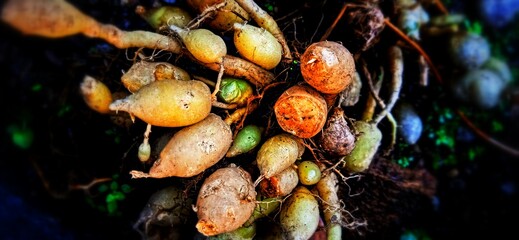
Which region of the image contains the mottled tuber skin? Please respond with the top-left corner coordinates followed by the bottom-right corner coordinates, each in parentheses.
top-left (195, 165), bottom-right (257, 236)
top-left (319, 107), bottom-right (356, 157)
top-left (274, 85), bottom-right (328, 138)
top-left (130, 114), bottom-right (232, 178)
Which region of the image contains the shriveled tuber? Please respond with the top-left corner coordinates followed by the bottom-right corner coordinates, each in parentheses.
top-left (110, 79), bottom-right (211, 127)
top-left (130, 113), bottom-right (232, 178)
top-left (256, 133), bottom-right (304, 180)
top-left (274, 85), bottom-right (327, 138)
top-left (279, 186), bottom-right (320, 240)
top-left (300, 41), bottom-right (356, 95)
top-left (195, 165), bottom-right (256, 236)
top-left (121, 61), bottom-right (191, 93)
top-left (318, 107), bottom-right (356, 157)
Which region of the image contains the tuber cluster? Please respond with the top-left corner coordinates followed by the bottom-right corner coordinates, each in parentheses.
top-left (1, 0), bottom-right (471, 238)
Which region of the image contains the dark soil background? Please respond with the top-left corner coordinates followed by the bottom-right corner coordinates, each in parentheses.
top-left (1, 0), bottom-right (518, 239)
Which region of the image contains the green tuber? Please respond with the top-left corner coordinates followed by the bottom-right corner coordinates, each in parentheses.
top-left (226, 124), bottom-right (263, 157)
top-left (136, 5), bottom-right (193, 30)
top-left (279, 186), bottom-right (320, 240)
top-left (217, 78), bottom-right (254, 107)
top-left (297, 160), bottom-right (322, 186)
top-left (343, 120), bottom-right (382, 173)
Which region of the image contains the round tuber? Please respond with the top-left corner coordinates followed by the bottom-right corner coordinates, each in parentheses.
top-left (300, 41), bottom-right (356, 94)
top-left (195, 165), bottom-right (256, 236)
top-left (274, 85), bottom-right (327, 138)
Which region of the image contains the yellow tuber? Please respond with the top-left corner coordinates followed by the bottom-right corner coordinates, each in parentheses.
top-left (80, 75), bottom-right (113, 114)
top-left (109, 79), bottom-right (212, 128)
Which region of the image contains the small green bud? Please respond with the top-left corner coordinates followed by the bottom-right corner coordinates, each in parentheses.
top-left (138, 142), bottom-right (151, 162)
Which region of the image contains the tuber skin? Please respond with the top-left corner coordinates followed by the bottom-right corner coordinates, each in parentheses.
top-left (170, 25), bottom-right (227, 64)
top-left (315, 163), bottom-right (342, 240)
top-left (274, 85), bottom-right (328, 139)
top-left (80, 75), bottom-right (113, 114)
top-left (319, 107), bottom-right (356, 157)
top-left (1, 0), bottom-right (273, 88)
top-left (256, 133), bottom-right (305, 180)
top-left (234, 0), bottom-right (292, 62)
top-left (343, 120), bottom-right (382, 173)
top-left (109, 79), bottom-right (212, 127)
top-left (259, 166), bottom-right (299, 198)
top-left (121, 61), bottom-right (191, 93)
top-left (279, 186), bottom-right (320, 240)
top-left (300, 41), bottom-right (356, 95)
top-left (226, 124), bottom-right (262, 158)
top-left (217, 78), bottom-right (254, 107)
top-left (136, 5), bottom-right (193, 30)
top-left (195, 165), bottom-right (257, 236)
top-left (187, 0), bottom-right (250, 32)
top-left (130, 113), bottom-right (232, 178)
top-left (233, 23), bottom-right (282, 70)
top-left (297, 160), bottom-right (322, 186)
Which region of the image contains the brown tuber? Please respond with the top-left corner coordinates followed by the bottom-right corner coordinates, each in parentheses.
top-left (195, 165), bottom-right (257, 236)
top-left (121, 61), bottom-right (191, 93)
top-left (319, 107), bottom-right (356, 157)
top-left (274, 85), bottom-right (328, 138)
top-left (300, 41), bottom-right (356, 95)
top-left (130, 113), bottom-right (232, 178)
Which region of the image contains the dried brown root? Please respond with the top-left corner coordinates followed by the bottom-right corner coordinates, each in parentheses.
top-left (203, 55), bottom-right (276, 88)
